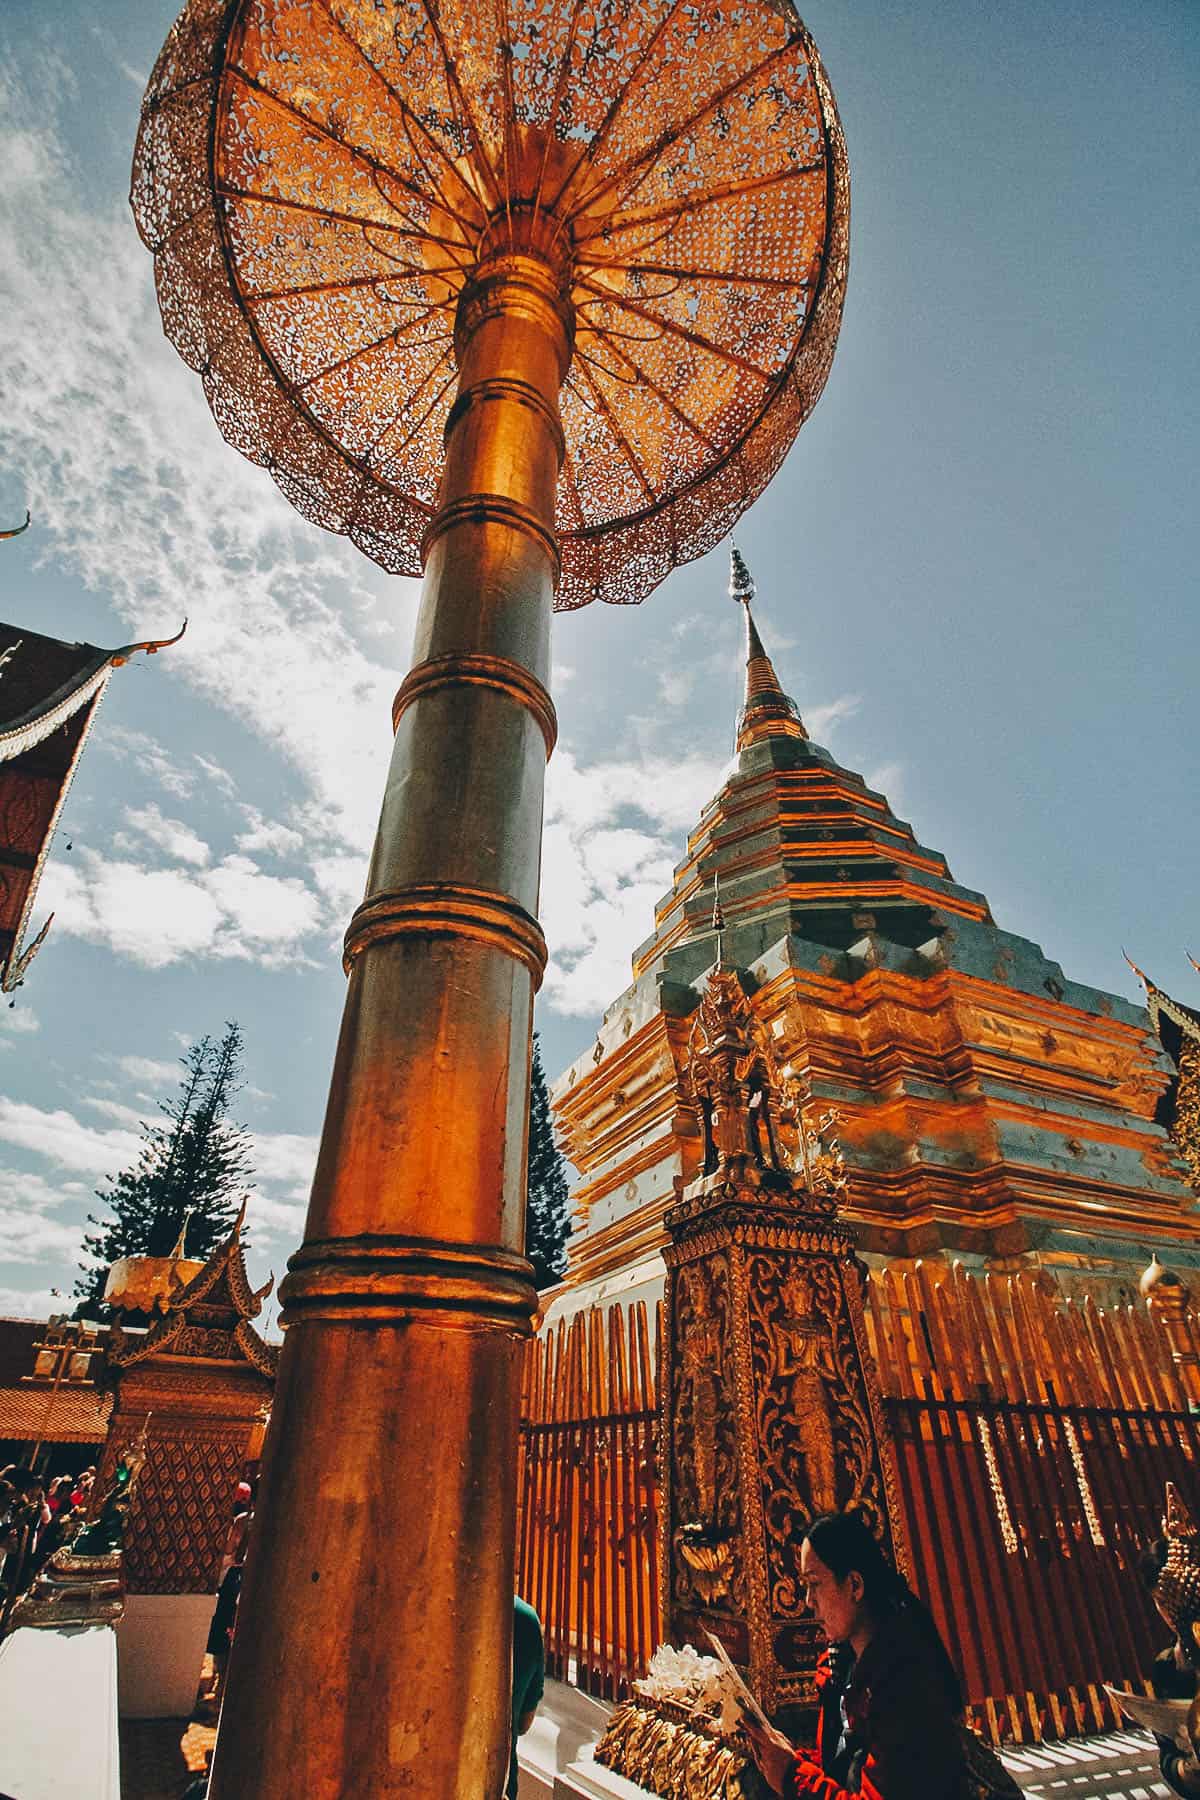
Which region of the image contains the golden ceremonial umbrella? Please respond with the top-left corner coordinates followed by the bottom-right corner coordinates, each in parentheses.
top-left (131, 3), bottom-right (848, 1793)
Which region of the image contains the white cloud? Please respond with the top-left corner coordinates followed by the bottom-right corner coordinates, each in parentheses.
top-left (194, 755), bottom-right (238, 799)
top-left (124, 802), bottom-right (210, 867)
top-left (0, 1207), bottom-right (82, 1264)
top-left (102, 727), bottom-right (196, 801)
top-left (248, 1193), bottom-right (307, 1243)
top-left (865, 761), bottom-right (905, 807)
top-left (114, 1054), bottom-right (181, 1089)
top-left (658, 669), bottom-right (695, 709)
top-left (0, 1008), bottom-right (39, 1043)
top-left (80, 1096), bottom-right (147, 1128)
top-left (44, 856), bottom-right (224, 967)
top-left (806, 694), bottom-right (862, 740)
top-left (0, 1099), bottom-right (140, 1176)
top-left (236, 809), bottom-right (304, 859)
top-left (310, 854), bottom-right (368, 922)
top-left (0, 1168), bottom-right (87, 1213)
top-left (253, 1132), bottom-right (319, 1201)
top-left (203, 857), bottom-right (323, 953)
top-left (0, 1285), bottom-right (67, 1321)
top-left (41, 848), bottom-right (324, 970)
top-left (539, 747), bottom-right (725, 1014)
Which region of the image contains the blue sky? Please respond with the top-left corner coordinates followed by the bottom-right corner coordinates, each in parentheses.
top-left (0, 1), bottom-right (1196, 1316)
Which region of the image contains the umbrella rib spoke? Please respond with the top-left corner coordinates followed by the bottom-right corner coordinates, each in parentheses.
top-left (532, 0), bottom-right (588, 219)
top-left (495, 0), bottom-right (520, 237)
top-left (575, 275), bottom-right (775, 382)
top-left (579, 259), bottom-right (808, 295)
top-left (542, 0), bottom-right (686, 214)
top-left (294, 308), bottom-right (450, 393)
top-left (580, 159), bottom-right (824, 243)
top-left (368, 366), bottom-right (460, 465)
top-left (574, 360), bottom-right (656, 503)
top-left (217, 182), bottom-right (439, 242)
top-left (312, 0), bottom-right (489, 225)
top-left (246, 268), bottom-right (457, 305)
top-left (588, 333), bottom-right (719, 451)
top-left (420, 0), bottom-right (506, 214)
top-left (227, 65), bottom-right (471, 235)
top-left (565, 38), bottom-right (797, 225)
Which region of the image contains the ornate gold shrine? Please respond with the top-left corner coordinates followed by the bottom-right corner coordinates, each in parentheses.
top-left (661, 956), bottom-right (903, 1716)
top-left (99, 1211), bottom-right (276, 1597)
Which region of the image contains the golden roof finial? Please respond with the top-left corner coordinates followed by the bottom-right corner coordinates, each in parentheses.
top-left (170, 1208), bottom-right (195, 1261)
top-left (712, 868), bottom-right (726, 969)
top-left (0, 512), bottom-right (30, 541)
top-left (728, 545), bottom-right (807, 753)
top-left (728, 541), bottom-right (756, 606)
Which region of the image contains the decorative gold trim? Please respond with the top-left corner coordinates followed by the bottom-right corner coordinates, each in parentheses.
top-left (343, 883), bottom-right (548, 987)
top-left (420, 492), bottom-right (561, 579)
top-left (392, 653), bottom-right (558, 758)
top-left (444, 378), bottom-right (566, 466)
top-left (280, 1234), bottom-right (538, 1329)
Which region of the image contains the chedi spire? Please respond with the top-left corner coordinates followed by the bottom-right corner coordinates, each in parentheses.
top-left (728, 543), bottom-right (807, 752)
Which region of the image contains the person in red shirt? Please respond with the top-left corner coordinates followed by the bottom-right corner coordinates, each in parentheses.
top-left (741, 1512), bottom-right (967, 1800)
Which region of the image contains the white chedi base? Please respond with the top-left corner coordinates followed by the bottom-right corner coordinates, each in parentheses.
top-left (0, 1623), bottom-right (121, 1799)
top-left (117, 1591), bottom-right (213, 1717)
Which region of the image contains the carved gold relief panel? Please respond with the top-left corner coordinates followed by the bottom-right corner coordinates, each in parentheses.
top-left (745, 1252), bottom-right (889, 1621)
top-left (668, 1253), bottom-right (746, 1617)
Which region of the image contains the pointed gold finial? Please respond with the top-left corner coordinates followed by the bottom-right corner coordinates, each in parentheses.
top-left (727, 545), bottom-right (806, 752)
top-left (712, 868), bottom-right (725, 968)
top-left (729, 541), bottom-right (755, 605)
top-left (170, 1208), bottom-right (195, 1261)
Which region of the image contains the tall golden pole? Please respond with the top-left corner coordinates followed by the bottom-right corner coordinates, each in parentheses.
top-left (132, 5), bottom-right (849, 1790)
top-left (211, 225), bottom-right (570, 1798)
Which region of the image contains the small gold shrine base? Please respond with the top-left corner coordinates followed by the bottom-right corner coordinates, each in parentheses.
top-left (594, 1698), bottom-right (761, 1800)
top-left (662, 1179), bottom-right (904, 1716)
top-left (8, 1546), bottom-right (125, 1632)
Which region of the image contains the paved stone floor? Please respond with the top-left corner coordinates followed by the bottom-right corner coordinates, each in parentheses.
top-left (119, 1717), bottom-right (215, 1799)
top-left (1001, 1730), bottom-right (1171, 1799)
top-left (117, 1718), bottom-right (1171, 1798)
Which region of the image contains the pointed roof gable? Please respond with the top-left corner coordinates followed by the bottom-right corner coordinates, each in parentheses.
top-left (0, 618), bottom-right (185, 991)
top-left (108, 1208), bottom-right (277, 1380)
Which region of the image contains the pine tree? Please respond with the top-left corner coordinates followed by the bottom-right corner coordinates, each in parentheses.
top-left (524, 1035), bottom-right (571, 1289)
top-left (73, 1022), bottom-right (255, 1318)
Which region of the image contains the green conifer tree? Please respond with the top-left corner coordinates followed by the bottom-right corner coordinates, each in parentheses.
top-left (524, 1035), bottom-right (572, 1289)
top-left (73, 1022), bottom-right (254, 1318)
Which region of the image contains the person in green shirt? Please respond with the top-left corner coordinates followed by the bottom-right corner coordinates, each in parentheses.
top-left (509, 1596), bottom-right (545, 1799)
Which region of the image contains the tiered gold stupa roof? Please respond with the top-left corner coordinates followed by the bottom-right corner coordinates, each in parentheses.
top-left (551, 553), bottom-right (1198, 1299)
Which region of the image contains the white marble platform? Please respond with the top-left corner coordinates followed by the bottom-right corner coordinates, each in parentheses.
top-left (517, 1682), bottom-right (1172, 1800)
top-left (0, 1624), bottom-right (121, 1799)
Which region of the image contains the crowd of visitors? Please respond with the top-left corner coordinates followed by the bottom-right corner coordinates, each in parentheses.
top-left (0, 1461), bottom-right (97, 1604)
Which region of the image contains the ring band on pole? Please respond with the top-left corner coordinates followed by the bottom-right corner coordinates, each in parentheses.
top-left (280, 1235), bottom-right (538, 1329)
top-left (392, 654), bottom-right (558, 758)
top-left (343, 883), bottom-right (549, 987)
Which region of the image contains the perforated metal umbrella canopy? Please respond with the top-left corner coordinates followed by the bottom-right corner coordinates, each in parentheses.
top-left (132, 0), bottom-right (848, 608)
